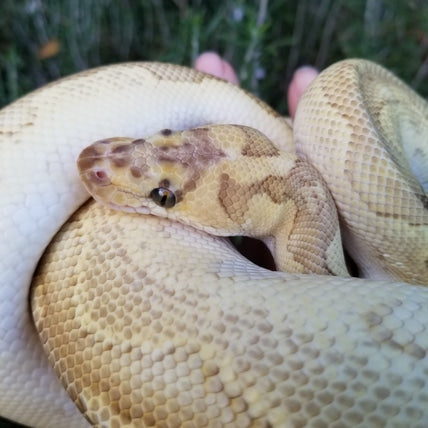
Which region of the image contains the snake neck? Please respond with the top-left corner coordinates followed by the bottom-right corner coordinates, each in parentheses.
top-left (270, 222), bottom-right (349, 276)
top-left (264, 160), bottom-right (350, 277)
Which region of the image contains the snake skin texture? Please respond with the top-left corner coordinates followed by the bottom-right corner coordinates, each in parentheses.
top-left (294, 60), bottom-right (428, 284)
top-left (32, 201), bottom-right (428, 427)
top-left (0, 60), bottom-right (427, 427)
top-left (76, 125), bottom-right (349, 276)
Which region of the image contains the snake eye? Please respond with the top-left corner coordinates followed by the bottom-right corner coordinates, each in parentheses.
top-left (150, 187), bottom-right (176, 208)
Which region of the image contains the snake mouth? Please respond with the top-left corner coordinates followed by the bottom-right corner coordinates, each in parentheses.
top-left (96, 184), bottom-right (156, 216)
top-left (106, 201), bottom-right (151, 216)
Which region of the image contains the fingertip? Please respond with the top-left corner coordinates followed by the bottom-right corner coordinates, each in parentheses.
top-left (288, 66), bottom-right (318, 119)
top-left (194, 52), bottom-right (239, 85)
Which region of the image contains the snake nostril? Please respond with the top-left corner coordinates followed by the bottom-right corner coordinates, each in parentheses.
top-left (91, 169), bottom-right (110, 185)
top-left (96, 170), bottom-right (106, 180)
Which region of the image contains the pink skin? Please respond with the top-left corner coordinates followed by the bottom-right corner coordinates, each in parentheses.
top-left (194, 52), bottom-right (240, 85)
top-left (194, 52), bottom-right (319, 269)
top-left (287, 66), bottom-right (319, 119)
top-left (194, 52), bottom-right (318, 119)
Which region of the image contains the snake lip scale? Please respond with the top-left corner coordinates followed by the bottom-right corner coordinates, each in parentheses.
top-left (0, 59), bottom-right (427, 427)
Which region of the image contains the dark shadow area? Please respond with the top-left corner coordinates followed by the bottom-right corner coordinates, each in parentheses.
top-left (0, 416), bottom-right (27, 427)
top-left (231, 236), bottom-right (276, 271)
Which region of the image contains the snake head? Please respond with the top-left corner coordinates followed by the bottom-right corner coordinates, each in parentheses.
top-left (79, 125), bottom-right (329, 244)
top-left (78, 136), bottom-right (153, 214)
top-left (77, 127), bottom-right (231, 223)
top-left (77, 125), bottom-right (286, 237)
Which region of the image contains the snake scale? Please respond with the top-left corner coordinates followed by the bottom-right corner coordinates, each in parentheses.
top-left (0, 59), bottom-right (427, 427)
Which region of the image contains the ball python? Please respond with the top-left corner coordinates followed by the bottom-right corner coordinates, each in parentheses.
top-left (0, 59), bottom-right (426, 427)
top-left (77, 124), bottom-right (350, 277)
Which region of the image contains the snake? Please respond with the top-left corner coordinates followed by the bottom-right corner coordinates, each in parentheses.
top-left (0, 59), bottom-right (427, 427)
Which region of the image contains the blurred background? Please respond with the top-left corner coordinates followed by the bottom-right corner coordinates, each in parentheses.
top-left (0, 0), bottom-right (427, 426)
top-left (1, 0), bottom-right (427, 114)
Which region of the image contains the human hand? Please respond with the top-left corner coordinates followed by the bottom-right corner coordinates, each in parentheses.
top-left (194, 52), bottom-right (318, 119)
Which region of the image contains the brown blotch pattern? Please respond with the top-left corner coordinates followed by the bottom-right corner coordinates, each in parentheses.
top-left (112, 144), bottom-right (134, 154)
top-left (131, 138), bottom-right (146, 146)
top-left (112, 156), bottom-right (131, 168)
top-left (240, 127), bottom-right (280, 157)
top-left (157, 142), bottom-right (224, 166)
top-left (364, 308), bottom-right (427, 360)
top-left (218, 160), bottom-right (338, 273)
top-left (130, 166), bottom-right (143, 178)
top-left (155, 129), bottom-right (226, 200)
top-left (78, 145), bottom-right (103, 171)
top-left (157, 129), bottom-right (225, 166)
top-left (374, 208), bottom-right (428, 226)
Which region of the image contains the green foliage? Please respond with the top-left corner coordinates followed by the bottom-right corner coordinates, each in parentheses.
top-left (0, 0), bottom-right (427, 112)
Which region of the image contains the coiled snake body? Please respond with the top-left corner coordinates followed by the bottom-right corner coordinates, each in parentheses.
top-left (0, 60), bottom-right (427, 427)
